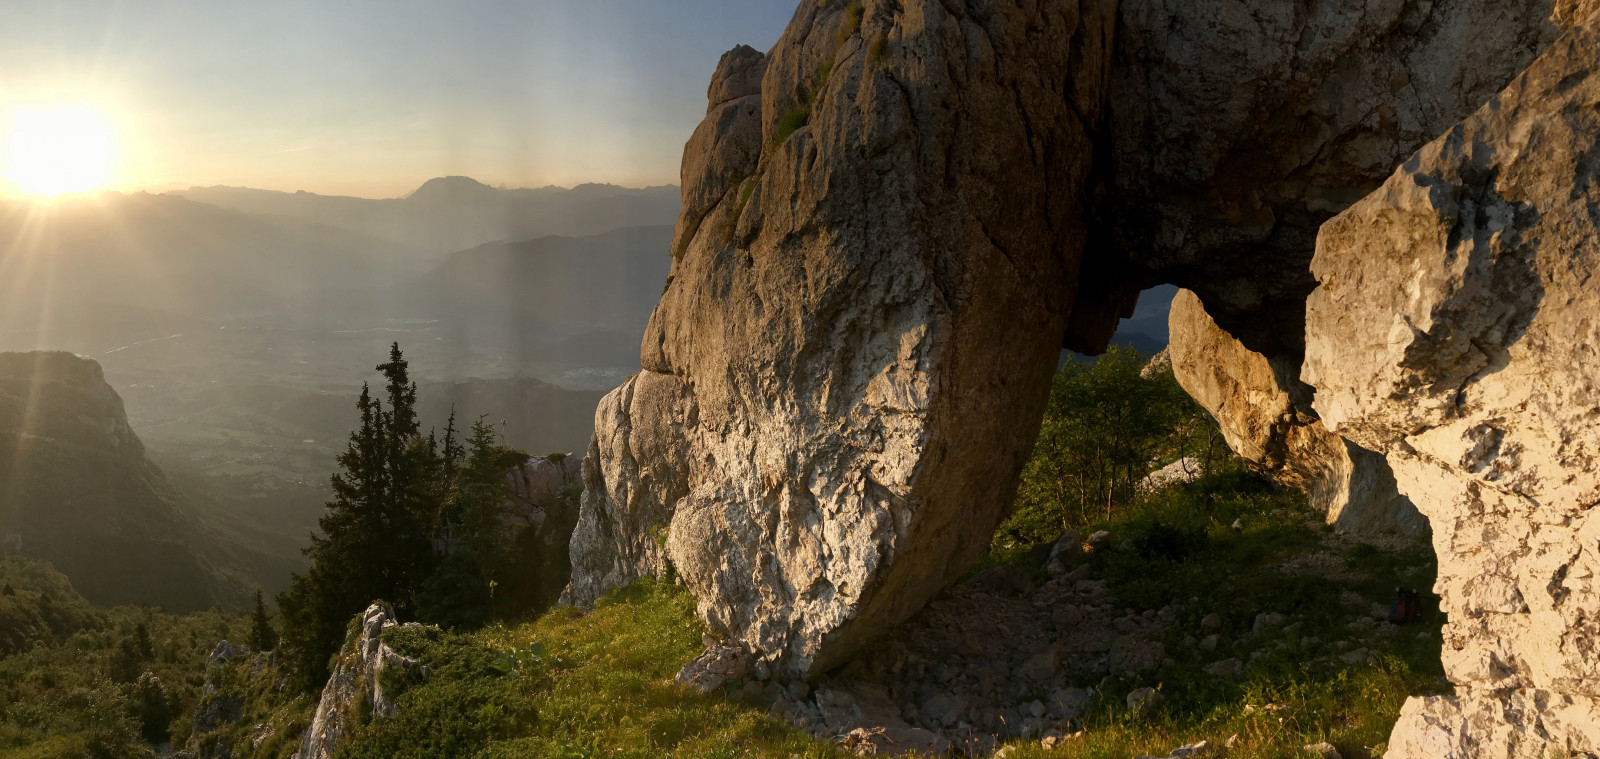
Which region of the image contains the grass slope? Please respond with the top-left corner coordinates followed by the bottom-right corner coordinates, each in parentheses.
top-left (336, 581), bottom-right (842, 759)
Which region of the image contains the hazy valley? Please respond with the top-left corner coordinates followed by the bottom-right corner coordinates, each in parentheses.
top-left (0, 180), bottom-right (674, 603)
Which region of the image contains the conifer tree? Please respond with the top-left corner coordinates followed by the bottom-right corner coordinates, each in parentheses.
top-left (279, 380), bottom-right (401, 687)
top-left (248, 590), bottom-right (278, 652)
top-left (278, 344), bottom-right (557, 688)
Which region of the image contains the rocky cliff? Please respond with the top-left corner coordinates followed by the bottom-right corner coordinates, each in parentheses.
top-left (1168, 289), bottom-right (1425, 535)
top-left (1304, 16), bottom-right (1600, 755)
top-left (566, 9), bottom-right (1596, 756)
top-left (0, 351), bottom-right (239, 611)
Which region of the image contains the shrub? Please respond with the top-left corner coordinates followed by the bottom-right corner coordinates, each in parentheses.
top-left (995, 346), bottom-right (1226, 548)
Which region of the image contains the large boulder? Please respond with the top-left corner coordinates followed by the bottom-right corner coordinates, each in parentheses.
top-left (1168, 289), bottom-right (1425, 534)
top-left (1304, 16), bottom-right (1600, 756)
top-left (564, 0), bottom-right (1569, 684)
top-left (568, 0), bottom-right (1119, 678)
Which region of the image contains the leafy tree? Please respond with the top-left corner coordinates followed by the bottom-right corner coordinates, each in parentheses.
top-left (247, 590), bottom-right (277, 652)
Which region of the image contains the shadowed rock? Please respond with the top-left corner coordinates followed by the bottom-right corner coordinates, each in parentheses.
top-left (1305, 15), bottom-right (1600, 754)
top-left (1167, 288), bottom-right (1425, 534)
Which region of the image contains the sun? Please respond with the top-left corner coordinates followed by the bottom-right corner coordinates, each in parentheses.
top-left (4, 106), bottom-right (115, 196)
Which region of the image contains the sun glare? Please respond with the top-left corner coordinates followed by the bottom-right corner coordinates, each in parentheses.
top-left (4, 106), bottom-right (115, 196)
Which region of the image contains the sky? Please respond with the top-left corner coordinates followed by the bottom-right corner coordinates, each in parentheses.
top-left (0, 1), bottom-right (797, 198)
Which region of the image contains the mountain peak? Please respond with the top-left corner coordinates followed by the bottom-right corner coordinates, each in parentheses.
top-left (406, 176), bottom-right (496, 202)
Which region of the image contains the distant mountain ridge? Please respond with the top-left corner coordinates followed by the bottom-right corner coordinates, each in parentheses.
top-left (411, 225), bottom-right (672, 349)
top-left (174, 177), bottom-right (681, 253)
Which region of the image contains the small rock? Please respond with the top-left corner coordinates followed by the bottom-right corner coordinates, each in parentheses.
top-left (1126, 686), bottom-right (1164, 714)
top-left (1231, 518), bottom-right (1244, 530)
top-left (1087, 530), bottom-right (1112, 546)
top-left (1226, 733), bottom-right (1241, 748)
top-left (1019, 649), bottom-right (1058, 682)
top-left (1064, 564), bottom-right (1093, 582)
top-left (1339, 648), bottom-right (1371, 665)
top-left (1171, 740), bottom-right (1211, 757)
top-left (206, 640), bottom-right (249, 669)
top-left (1048, 687), bottom-right (1091, 720)
top-left (1049, 530), bottom-right (1082, 562)
top-left (971, 565), bottom-right (1035, 597)
top-left (1052, 605), bottom-right (1084, 630)
top-left (675, 643), bottom-right (746, 694)
top-left (921, 692), bottom-right (967, 726)
top-left (1027, 699), bottom-right (1046, 718)
top-left (1203, 658), bottom-right (1244, 678)
top-left (1198, 634), bottom-right (1220, 652)
top-left (1252, 612), bottom-right (1287, 634)
top-left (1304, 742), bottom-right (1342, 759)
top-left (1200, 613), bottom-right (1222, 631)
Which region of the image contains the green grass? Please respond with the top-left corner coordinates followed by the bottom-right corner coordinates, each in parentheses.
top-left (772, 102), bottom-right (813, 149)
top-left (973, 473), bottom-right (1446, 759)
top-left (334, 581), bottom-right (844, 759)
top-left (840, 1), bottom-right (864, 42)
top-left (0, 474), bottom-right (1448, 759)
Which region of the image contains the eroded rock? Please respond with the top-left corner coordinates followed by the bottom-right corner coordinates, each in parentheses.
top-left (569, 0), bottom-right (1119, 678)
top-left (1304, 16), bottom-right (1600, 756)
top-left (294, 605), bottom-right (425, 759)
top-left (565, 0), bottom-right (1573, 689)
top-left (1168, 288), bottom-right (1425, 534)
top-left (1101, 0), bottom-right (1561, 360)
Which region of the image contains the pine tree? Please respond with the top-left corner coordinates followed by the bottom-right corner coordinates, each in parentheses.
top-left (278, 345), bottom-right (454, 689)
top-left (248, 590), bottom-right (278, 652)
top-left (373, 343), bottom-right (441, 613)
top-left (279, 381), bottom-right (398, 687)
top-left (416, 418), bottom-right (514, 628)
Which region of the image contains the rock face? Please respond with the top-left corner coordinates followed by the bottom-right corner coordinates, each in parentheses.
top-left (566, 0), bottom-right (1573, 685)
top-left (294, 605), bottom-right (423, 759)
top-left (503, 454), bottom-right (583, 601)
top-left (1100, 0), bottom-right (1560, 360)
top-left (569, 0), bottom-right (1120, 678)
top-left (1304, 17), bottom-right (1600, 756)
top-left (1167, 289), bottom-right (1425, 534)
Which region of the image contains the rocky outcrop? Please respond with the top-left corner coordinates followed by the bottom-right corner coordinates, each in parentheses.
top-left (1100, 0), bottom-right (1561, 360)
top-left (570, 0), bottom-right (1120, 679)
top-left (1168, 289), bottom-right (1425, 534)
top-left (294, 605), bottom-right (424, 759)
top-left (504, 454), bottom-right (583, 598)
top-left (1304, 16), bottom-right (1600, 756)
top-left (566, 0), bottom-right (1575, 685)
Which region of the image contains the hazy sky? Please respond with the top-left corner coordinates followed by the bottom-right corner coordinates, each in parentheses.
top-left (0, 1), bottom-right (796, 198)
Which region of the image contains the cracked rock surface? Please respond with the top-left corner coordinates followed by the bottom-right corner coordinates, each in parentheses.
top-left (1305, 15), bottom-right (1600, 756)
top-left (567, 0), bottom-right (1118, 678)
top-left (294, 605), bottom-right (425, 759)
top-left (1168, 288), bottom-right (1425, 535)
